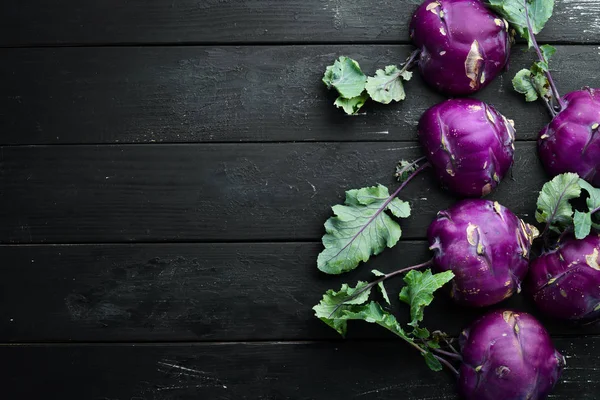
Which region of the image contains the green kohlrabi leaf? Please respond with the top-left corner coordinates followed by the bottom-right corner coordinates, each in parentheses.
top-left (333, 92), bottom-right (368, 115)
top-left (574, 210), bottom-right (592, 239)
top-left (579, 179), bottom-right (600, 212)
top-left (512, 62), bottom-right (552, 102)
top-left (512, 69), bottom-right (540, 102)
top-left (487, 0), bottom-right (554, 46)
top-left (313, 281), bottom-right (450, 373)
top-left (341, 301), bottom-right (408, 338)
top-left (411, 326), bottom-right (430, 339)
top-left (423, 351), bottom-right (443, 372)
top-left (395, 159), bottom-right (418, 182)
top-left (312, 281), bottom-right (373, 336)
top-left (399, 269), bottom-right (455, 327)
top-left (535, 173), bottom-right (581, 233)
top-left (365, 65), bottom-right (412, 104)
top-left (318, 184), bottom-right (411, 274)
top-left (531, 68), bottom-right (551, 98)
top-left (313, 289), bottom-right (410, 340)
top-left (573, 179), bottom-right (600, 238)
top-left (540, 44), bottom-right (557, 62)
top-left (322, 56), bottom-right (367, 99)
top-left (371, 269), bottom-right (391, 305)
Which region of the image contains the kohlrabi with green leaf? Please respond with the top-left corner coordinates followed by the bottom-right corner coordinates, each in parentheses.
top-left (318, 98), bottom-right (517, 275)
top-left (322, 0), bottom-right (511, 115)
top-left (313, 260), bottom-right (564, 398)
top-left (525, 173), bottom-right (600, 322)
top-left (534, 173), bottom-right (600, 240)
top-left (490, 0), bottom-right (600, 185)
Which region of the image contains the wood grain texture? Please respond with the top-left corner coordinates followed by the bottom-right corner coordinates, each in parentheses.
top-left (3, 45), bottom-right (599, 145)
top-left (2, 243), bottom-right (599, 343)
top-left (0, 142), bottom-right (544, 244)
top-left (1, 0), bottom-right (599, 46)
top-left (3, 340), bottom-right (599, 399)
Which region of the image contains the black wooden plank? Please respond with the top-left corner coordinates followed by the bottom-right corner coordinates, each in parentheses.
top-left (2, 340), bottom-right (599, 399)
top-left (3, 45), bottom-right (598, 145)
top-left (0, 0), bottom-right (598, 46)
top-left (0, 142), bottom-right (544, 244)
top-left (2, 243), bottom-right (599, 343)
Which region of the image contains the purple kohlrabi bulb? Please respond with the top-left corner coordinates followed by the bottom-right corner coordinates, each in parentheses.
top-left (528, 234), bottom-right (600, 321)
top-left (538, 88), bottom-right (600, 186)
top-left (428, 199), bottom-right (538, 307)
top-left (410, 0), bottom-right (510, 95)
top-left (459, 310), bottom-right (565, 400)
top-left (418, 98), bottom-right (515, 197)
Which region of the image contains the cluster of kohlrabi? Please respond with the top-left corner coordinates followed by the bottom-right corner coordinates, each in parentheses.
top-left (312, 0), bottom-right (600, 399)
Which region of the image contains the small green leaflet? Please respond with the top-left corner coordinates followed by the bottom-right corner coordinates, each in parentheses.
top-left (535, 173), bottom-right (581, 233)
top-left (318, 184), bottom-right (410, 274)
top-left (512, 59), bottom-right (552, 102)
top-left (312, 281), bottom-right (373, 336)
top-left (395, 160), bottom-right (418, 181)
top-left (322, 56), bottom-right (414, 114)
top-left (333, 93), bottom-right (368, 115)
top-left (341, 302), bottom-right (409, 339)
top-left (573, 179), bottom-right (600, 239)
top-left (399, 269), bottom-right (455, 327)
top-left (574, 211), bottom-right (592, 240)
top-left (365, 66), bottom-right (412, 104)
top-left (580, 179), bottom-right (600, 213)
top-left (540, 44), bottom-right (557, 63)
top-left (312, 284), bottom-right (410, 340)
top-left (322, 56), bottom-right (367, 99)
top-left (371, 269), bottom-right (391, 305)
top-left (423, 351), bottom-right (443, 372)
top-left (512, 69), bottom-right (541, 102)
top-left (487, 0), bottom-right (554, 46)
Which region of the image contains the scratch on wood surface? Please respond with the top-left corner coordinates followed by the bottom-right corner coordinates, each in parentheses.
top-left (155, 359), bottom-right (227, 390)
top-left (305, 179), bottom-right (317, 197)
top-left (355, 384), bottom-right (402, 396)
top-left (382, 146), bottom-right (421, 151)
top-left (364, 130), bottom-right (389, 135)
top-left (157, 361), bottom-right (204, 375)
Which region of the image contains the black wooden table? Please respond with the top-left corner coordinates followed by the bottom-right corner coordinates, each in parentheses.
top-left (1, 1), bottom-right (600, 399)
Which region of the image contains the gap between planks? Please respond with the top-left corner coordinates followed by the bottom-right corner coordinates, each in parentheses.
top-left (1, 41), bottom-right (600, 50)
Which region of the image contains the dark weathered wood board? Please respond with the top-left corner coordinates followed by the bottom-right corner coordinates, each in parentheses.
top-left (3, 0), bottom-right (600, 397)
top-left (2, 340), bottom-right (599, 399)
top-left (2, 243), bottom-right (599, 343)
top-left (3, 45), bottom-right (600, 145)
top-left (1, 0), bottom-right (599, 45)
top-left (0, 142), bottom-right (544, 244)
